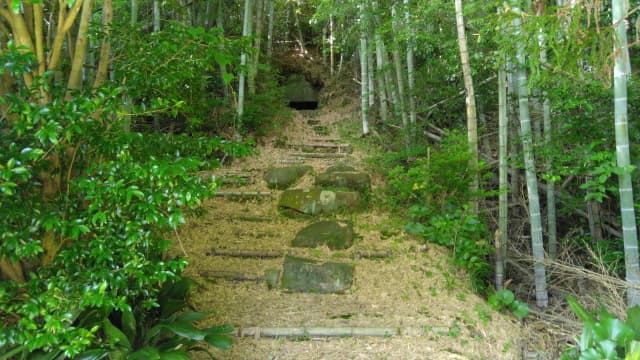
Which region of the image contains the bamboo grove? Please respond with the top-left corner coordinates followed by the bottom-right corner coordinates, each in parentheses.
top-left (2, 0), bottom-right (640, 356)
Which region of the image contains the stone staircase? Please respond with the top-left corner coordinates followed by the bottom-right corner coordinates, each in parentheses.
top-left (179, 109), bottom-right (522, 359)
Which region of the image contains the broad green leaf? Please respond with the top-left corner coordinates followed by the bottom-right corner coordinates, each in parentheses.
top-left (143, 324), bottom-right (164, 345)
top-left (175, 311), bottom-right (208, 323)
top-left (103, 318), bottom-right (132, 350)
top-left (627, 306), bottom-right (640, 340)
top-left (596, 339), bottom-right (617, 359)
top-left (512, 302), bottom-right (529, 319)
top-left (162, 321), bottom-right (205, 341)
top-left (567, 296), bottom-right (595, 326)
top-left (204, 334), bottom-right (233, 350)
top-left (593, 317), bottom-right (633, 343)
top-left (72, 349), bottom-right (109, 360)
top-left (121, 306), bottom-right (137, 343)
top-left (158, 350), bottom-right (190, 360)
top-left (129, 347), bottom-right (161, 360)
top-left (204, 324), bottom-right (234, 335)
top-left (578, 347), bottom-right (604, 360)
top-left (496, 289), bottom-right (515, 305)
top-left (626, 341), bottom-right (640, 360)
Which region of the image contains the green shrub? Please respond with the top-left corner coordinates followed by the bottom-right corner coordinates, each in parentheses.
top-left (561, 296), bottom-right (640, 360)
top-left (384, 131), bottom-right (478, 212)
top-left (405, 206), bottom-right (492, 293)
top-left (0, 48), bottom-right (250, 356)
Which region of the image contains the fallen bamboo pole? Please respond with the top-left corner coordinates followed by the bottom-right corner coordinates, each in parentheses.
top-left (206, 249), bottom-right (283, 258)
top-left (206, 248), bottom-right (393, 260)
top-left (289, 152), bottom-right (349, 158)
top-left (232, 326), bottom-right (450, 338)
top-left (200, 271), bottom-right (263, 282)
top-left (214, 191), bottom-right (273, 200)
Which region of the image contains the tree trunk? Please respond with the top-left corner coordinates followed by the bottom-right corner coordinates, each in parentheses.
top-left (266, 0), bottom-right (274, 60)
top-left (507, 61), bottom-right (520, 207)
top-left (454, 0), bottom-right (479, 215)
top-left (237, 0), bottom-right (253, 133)
top-left (249, 0), bottom-right (264, 95)
top-left (381, 41), bottom-right (400, 122)
top-left (612, 0), bottom-right (640, 307)
top-left (359, 1), bottom-right (370, 136)
top-left (367, 32), bottom-right (375, 108)
top-left (512, 0), bottom-right (548, 308)
top-left (153, 0), bottom-right (160, 32)
top-left (497, 67), bottom-right (508, 290)
top-left (292, 1), bottom-right (306, 54)
top-left (329, 14), bottom-right (334, 76)
top-left (391, 2), bottom-right (408, 129)
top-left (93, 0), bottom-right (113, 88)
top-left (537, 26), bottom-right (557, 260)
top-left (373, 6), bottom-right (389, 123)
top-left (404, 0), bottom-right (417, 131)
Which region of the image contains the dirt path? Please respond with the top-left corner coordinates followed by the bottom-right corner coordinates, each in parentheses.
top-left (178, 103), bottom-right (523, 359)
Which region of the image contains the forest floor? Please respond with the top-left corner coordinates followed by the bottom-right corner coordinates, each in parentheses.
top-left (175, 98), bottom-right (524, 359)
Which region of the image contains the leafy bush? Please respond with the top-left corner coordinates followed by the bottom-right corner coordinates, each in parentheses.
top-left (384, 131), bottom-right (479, 212)
top-left (561, 296), bottom-right (640, 360)
top-left (112, 23), bottom-right (238, 133)
top-left (488, 289), bottom-right (529, 319)
top-left (376, 131), bottom-right (491, 292)
top-left (70, 277), bottom-right (233, 360)
top-left (405, 206), bottom-right (492, 293)
top-left (0, 49), bottom-right (250, 356)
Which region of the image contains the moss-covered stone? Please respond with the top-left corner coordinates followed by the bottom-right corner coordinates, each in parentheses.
top-left (263, 165), bottom-right (313, 190)
top-left (281, 255), bottom-right (354, 293)
top-left (315, 171), bottom-right (371, 193)
top-left (278, 188), bottom-right (366, 216)
top-left (292, 220), bottom-right (355, 250)
top-left (284, 74), bottom-right (319, 103)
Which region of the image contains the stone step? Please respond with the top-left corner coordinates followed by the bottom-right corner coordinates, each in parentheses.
top-left (214, 191), bottom-right (273, 201)
top-left (289, 143), bottom-right (352, 153)
top-left (308, 137), bottom-right (341, 143)
top-left (288, 152), bottom-right (349, 159)
top-left (279, 159), bottom-right (307, 164)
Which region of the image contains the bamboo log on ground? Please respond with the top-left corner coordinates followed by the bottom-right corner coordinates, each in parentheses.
top-left (214, 191), bottom-right (272, 199)
top-left (206, 248), bottom-right (393, 260)
top-left (232, 326), bottom-right (450, 338)
top-left (279, 159), bottom-right (307, 164)
top-left (207, 249), bottom-right (283, 258)
top-left (289, 152), bottom-right (349, 159)
top-left (200, 271), bottom-right (263, 282)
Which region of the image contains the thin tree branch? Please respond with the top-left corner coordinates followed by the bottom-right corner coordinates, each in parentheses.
top-left (48, 0), bottom-right (84, 71)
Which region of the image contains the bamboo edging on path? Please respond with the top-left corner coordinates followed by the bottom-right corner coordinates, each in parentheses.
top-left (231, 326), bottom-right (450, 339)
top-left (206, 248), bottom-right (393, 260)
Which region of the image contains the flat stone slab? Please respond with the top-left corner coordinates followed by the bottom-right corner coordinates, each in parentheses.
top-left (263, 165), bottom-right (312, 190)
top-left (281, 255), bottom-right (354, 293)
top-left (278, 188), bottom-right (366, 216)
top-left (315, 171), bottom-right (371, 193)
top-left (292, 220), bottom-right (355, 250)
